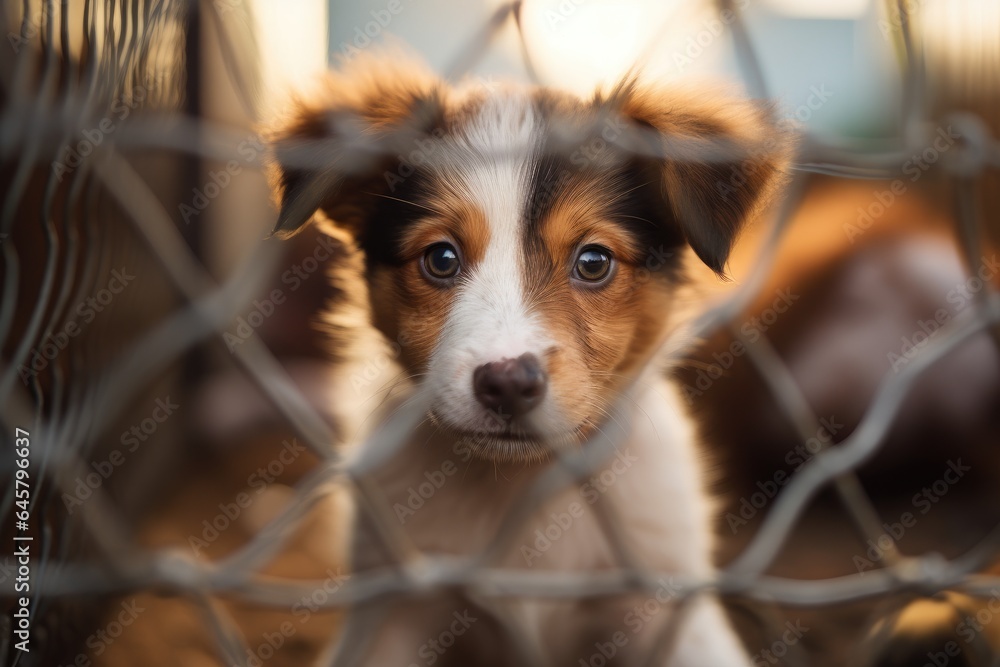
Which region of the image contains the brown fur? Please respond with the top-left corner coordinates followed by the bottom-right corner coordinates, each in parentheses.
top-left (267, 54), bottom-right (794, 666)
top-left (609, 81), bottom-right (793, 274)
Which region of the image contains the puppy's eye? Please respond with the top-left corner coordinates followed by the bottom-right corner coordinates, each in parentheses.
top-left (574, 246), bottom-right (613, 283)
top-left (423, 243), bottom-right (461, 281)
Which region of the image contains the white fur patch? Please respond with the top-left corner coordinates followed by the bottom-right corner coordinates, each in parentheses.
top-left (425, 91), bottom-right (568, 437)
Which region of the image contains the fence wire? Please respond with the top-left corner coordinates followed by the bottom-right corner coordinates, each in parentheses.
top-left (1, 0), bottom-right (999, 666)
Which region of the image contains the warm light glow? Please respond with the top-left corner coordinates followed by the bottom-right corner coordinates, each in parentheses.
top-left (253, 0), bottom-right (329, 114)
top-left (519, 0), bottom-right (698, 95)
top-left (762, 0), bottom-right (872, 19)
top-left (919, 0), bottom-right (1000, 104)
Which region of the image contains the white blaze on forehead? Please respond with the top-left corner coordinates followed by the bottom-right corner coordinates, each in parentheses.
top-left (451, 91), bottom-right (537, 353)
top-left (427, 90), bottom-right (563, 432)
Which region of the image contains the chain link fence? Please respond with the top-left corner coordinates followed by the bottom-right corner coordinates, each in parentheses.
top-left (1, 0), bottom-right (999, 665)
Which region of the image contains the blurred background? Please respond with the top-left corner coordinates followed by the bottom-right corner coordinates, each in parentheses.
top-left (1, 0), bottom-right (998, 665)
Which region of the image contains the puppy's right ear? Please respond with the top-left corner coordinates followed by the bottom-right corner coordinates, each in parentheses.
top-left (608, 80), bottom-right (793, 277)
top-left (268, 58), bottom-right (445, 239)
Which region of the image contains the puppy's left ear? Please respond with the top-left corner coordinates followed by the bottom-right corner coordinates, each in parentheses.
top-left (266, 57), bottom-right (445, 240)
top-left (612, 82), bottom-right (794, 276)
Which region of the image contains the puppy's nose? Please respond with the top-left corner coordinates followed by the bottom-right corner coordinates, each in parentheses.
top-left (472, 353), bottom-right (547, 417)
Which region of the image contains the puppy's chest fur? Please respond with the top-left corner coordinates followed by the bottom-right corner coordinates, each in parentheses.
top-left (352, 376), bottom-right (714, 576)
top-left (342, 376), bottom-right (732, 666)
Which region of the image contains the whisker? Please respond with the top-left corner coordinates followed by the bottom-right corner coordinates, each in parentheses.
top-left (610, 214), bottom-right (655, 227)
top-left (365, 192), bottom-right (437, 214)
top-left (353, 384), bottom-right (430, 443)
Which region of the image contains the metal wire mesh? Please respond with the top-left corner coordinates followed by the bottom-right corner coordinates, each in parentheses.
top-left (1, 0), bottom-right (999, 665)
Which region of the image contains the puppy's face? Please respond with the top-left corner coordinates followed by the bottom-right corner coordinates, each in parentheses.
top-left (271, 60), bottom-right (789, 462)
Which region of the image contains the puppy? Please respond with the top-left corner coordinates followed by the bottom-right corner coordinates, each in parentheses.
top-left (269, 56), bottom-right (790, 666)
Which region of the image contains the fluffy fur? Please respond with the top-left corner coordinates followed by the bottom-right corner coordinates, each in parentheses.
top-left (268, 55), bottom-right (791, 666)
